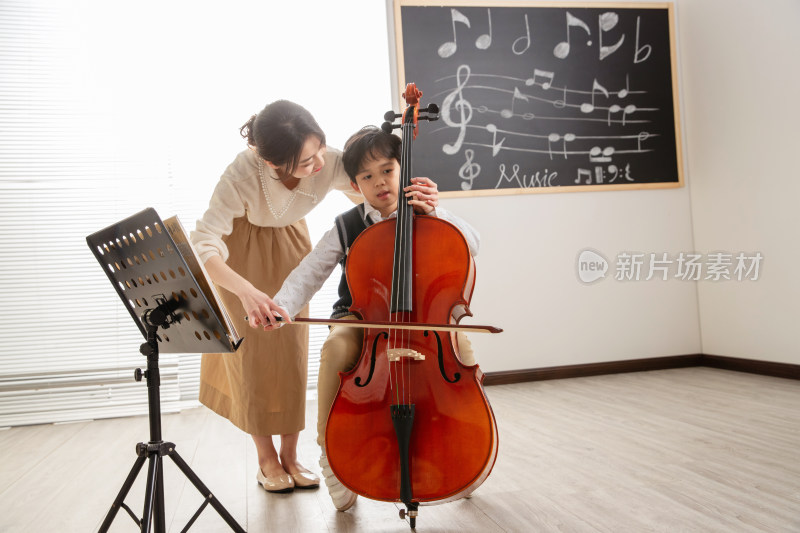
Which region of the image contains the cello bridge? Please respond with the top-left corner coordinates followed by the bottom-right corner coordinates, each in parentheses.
top-left (387, 348), bottom-right (425, 362)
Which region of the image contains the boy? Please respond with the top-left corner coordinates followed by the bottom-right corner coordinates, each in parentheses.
top-left (263, 126), bottom-right (479, 510)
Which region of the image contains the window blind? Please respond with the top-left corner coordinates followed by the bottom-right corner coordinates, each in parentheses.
top-left (0, 0), bottom-right (336, 427)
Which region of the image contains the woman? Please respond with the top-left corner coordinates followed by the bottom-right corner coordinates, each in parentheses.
top-left (191, 100), bottom-right (361, 493)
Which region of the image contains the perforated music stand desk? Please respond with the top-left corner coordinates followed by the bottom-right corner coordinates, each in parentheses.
top-left (87, 207), bottom-right (245, 533)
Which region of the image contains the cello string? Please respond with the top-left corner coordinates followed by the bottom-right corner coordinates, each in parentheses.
top-left (399, 121), bottom-right (411, 406)
top-left (390, 119), bottom-right (411, 407)
top-left (403, 119), bottom-right (412, 404)
top-left (390, 154), bottom-right (400, 407)
top-left (404, 117), bottom-right (417, 405)
top-left (404, 120), bottom-right (413, 406)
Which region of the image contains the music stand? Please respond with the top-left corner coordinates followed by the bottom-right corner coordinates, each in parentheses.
top-left (86, 208), bottom-right (245, 533)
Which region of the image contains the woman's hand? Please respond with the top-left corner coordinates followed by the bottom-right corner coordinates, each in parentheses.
top-left (237, 284), bottom-right (291, 329)
top-left (405, 177), bottom-right (439, 215)
top-left (202, 255), bottom-right (291, 330)
top-left (259, 307), bottom-right (291, 331)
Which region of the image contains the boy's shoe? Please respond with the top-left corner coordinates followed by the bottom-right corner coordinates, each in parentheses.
top-left (319, 454), bottom-right (357, 511)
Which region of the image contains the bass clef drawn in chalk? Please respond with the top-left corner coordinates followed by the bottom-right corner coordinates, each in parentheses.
top-left (441, 64), bottom-right (473, 155)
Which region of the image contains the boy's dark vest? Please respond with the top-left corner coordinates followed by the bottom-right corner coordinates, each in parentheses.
top-left (331, 204), bottom-right (374, 319)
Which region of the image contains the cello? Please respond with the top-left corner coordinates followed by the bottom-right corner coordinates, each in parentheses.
top-left (324, 84), bottom-right (499, 528)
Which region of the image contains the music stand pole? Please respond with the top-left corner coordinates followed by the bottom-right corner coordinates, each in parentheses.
top-left (87, 208), bottom-right (245, 533)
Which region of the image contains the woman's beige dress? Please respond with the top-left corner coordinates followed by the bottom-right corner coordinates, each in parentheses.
top-left (191, 148), bottom-right (360, 437)
top-left (199, 217), bottom-right (311, 436)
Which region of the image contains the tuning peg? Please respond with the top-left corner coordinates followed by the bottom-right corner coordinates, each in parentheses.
top-left (381, 121), bottom-right (401, 134)
top-left (419, 103), bottom-right (439, 122)
top-left (384, 110), bottom-right (401, 122)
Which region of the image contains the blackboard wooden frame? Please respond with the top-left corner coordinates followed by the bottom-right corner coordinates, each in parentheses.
top-left (391, 1), bottom-right (684, 197)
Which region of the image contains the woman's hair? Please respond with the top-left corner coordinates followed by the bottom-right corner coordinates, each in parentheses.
top-left (342, 126), bottom-right (401, 183)
top-left (239, 100), bottom-right (326, 175)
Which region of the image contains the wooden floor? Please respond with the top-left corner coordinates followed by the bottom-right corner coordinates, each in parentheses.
top-left (0, 367), bottom-right (798, 532)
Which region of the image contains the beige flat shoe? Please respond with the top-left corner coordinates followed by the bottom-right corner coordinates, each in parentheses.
top-left (257, 468), bottom-right (295, 493)
top-left (291, 470), bottom-right (320, 489)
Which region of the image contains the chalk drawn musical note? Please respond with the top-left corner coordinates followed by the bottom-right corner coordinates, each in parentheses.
top-left (605, 104), bottom-right (637, 126)
top-left (501, 87), bottom-right (529, 119)
top-left (637, 131), bottom-right (650, 152)
top-left (525, 69), bottom-right (554, 90)
top-left (576, 168), bottom-right (592, 184)
top-left (458, 149), bottom-right (480, 190)
top-left (580, 79), bottom-right (609, 113)
top-left (554, 12), bottom-right (592, 59)
top-left (475, 9), bottom-right (492, 49)
top-left (553, 85), bottom-right (568, 109)
top-left (512, 14), bottom-right (530, 55)
top-left (589, 146), bottom-right (615, 163)
top-left (607, 105), bottom-right (621, 125)
top-left (438, 8), bottom-right (471, 58)
top-left (617, 75), bottom-right (630, 98)
top-left (623, 104), bottom-right (637, 126)
top-left (599, 12), bottom-right (625, 60)
top-left (441, 65), bottom-right (473, 155)
top-left (548, 133), bottom-right (576, 160)
top-left (634, 17), bottom-right (653, 63)
top-left (485, 124), bottom-right (505, 156)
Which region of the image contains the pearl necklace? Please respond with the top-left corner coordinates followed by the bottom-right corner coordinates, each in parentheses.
top-left (257, 159), bottom-right (318, 219)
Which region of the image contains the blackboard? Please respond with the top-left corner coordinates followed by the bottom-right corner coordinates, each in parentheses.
top-left (392, 1), bottom-right (683, 196)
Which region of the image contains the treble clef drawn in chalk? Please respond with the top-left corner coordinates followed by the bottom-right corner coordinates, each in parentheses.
top-left (441, 64), bottom-right (473, 155)
top-left (458, 149), bottom-right (481, 190)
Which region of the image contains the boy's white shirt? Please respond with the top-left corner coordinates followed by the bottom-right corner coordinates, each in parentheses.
top-left (273, 201), bottom-right (480, 318)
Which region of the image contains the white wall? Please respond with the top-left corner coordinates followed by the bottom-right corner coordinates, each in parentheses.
top-left (456, 187), bottom-right (700, 372)
top-left (679, 0), bottom-right (800, 364)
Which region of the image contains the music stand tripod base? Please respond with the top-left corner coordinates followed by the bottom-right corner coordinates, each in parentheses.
top-left (87, 208), bottom-right (245, 533)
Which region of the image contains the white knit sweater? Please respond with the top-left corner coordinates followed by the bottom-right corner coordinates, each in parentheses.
top-left (191, 147), bottom-right (362, 264)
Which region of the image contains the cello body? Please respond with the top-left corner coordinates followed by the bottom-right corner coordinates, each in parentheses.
top-left (325, 217), bottom-right (498, 503)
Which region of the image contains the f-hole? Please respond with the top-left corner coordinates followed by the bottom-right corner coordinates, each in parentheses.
top-left (355, 331), bottom-right (388, 387)
top-left (425, 330), bottom-right (460, 383)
